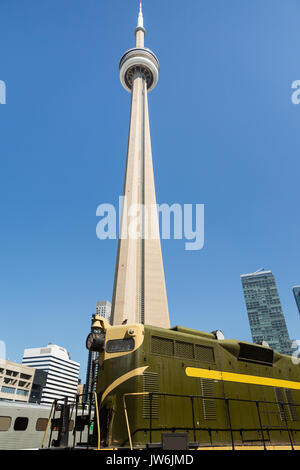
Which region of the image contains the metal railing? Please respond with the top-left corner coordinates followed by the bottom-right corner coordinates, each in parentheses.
top-left (41, 393), bottom-right (98, 449)
top-left (72, 392), bottom-right (98, 449)
top-left (122, 391), bottom-right (300, 450)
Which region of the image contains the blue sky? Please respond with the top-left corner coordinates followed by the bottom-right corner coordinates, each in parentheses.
top-left (0, 0), bottom-right (299, 381)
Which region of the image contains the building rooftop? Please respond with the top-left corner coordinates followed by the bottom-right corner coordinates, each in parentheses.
top-left (23, 344), bottom-right (79, 366)
top-left (241, 270), bottom-right (272, 279)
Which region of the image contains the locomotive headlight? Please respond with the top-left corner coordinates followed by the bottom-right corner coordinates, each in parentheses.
top-left (86, 331), bottom-right (106, 352)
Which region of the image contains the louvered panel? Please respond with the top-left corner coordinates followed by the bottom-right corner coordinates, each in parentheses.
top-left (151, 336), bottom-right (174, 356)
top-left (274, 387), bottom-right (287, 421)
top-left (285, 389), bottom-right (298, 421)
top-left (201, 378), bottom-right (216, 420)
top-left (143, 372), bottom-right (159, 419)
top-left (175, 341), bottom-right (194, 359)
top-left (195, 345), bottom-right (215, 363)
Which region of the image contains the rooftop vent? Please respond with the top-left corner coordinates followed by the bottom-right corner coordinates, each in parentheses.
top-left (238, 342), bottom-right (274, 366)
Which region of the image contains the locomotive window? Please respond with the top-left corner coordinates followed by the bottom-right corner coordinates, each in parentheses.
top-left (14, 417), bottom-right (29, 431)
top-left (106, 338), bottom-right (134, 353)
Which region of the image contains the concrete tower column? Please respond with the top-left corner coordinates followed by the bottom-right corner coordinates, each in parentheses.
top-left (111, 3), bottom-right (170, 329)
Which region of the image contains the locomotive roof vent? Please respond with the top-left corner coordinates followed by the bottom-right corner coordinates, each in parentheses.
top-left (238, 342), bottom-right (274, 366)
top-left (170, 326), bottom-right (215, 340)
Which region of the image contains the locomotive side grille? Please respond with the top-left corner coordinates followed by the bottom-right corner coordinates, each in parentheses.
top-left (285, 389), bottom-right (298, 421)
top-left (151, 336), bottom-right (215, 363)
top-left (151, 336), bottom-right (174, 356)
top-left (274, 387), bottom-right (287, 421)
top-left (201, 378), bottom-right (217, 420)
top-left (143, 372), bottom-right (159, 419)
top-left (175, 341), bottom-right (194, 359)
top-left (195, 345), bottom-right (215, 363)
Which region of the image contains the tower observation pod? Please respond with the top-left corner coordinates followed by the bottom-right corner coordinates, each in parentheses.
top-left (111, 3), bottom-right (170, 329)
top-left (119, 4), bottom-right (159, 93)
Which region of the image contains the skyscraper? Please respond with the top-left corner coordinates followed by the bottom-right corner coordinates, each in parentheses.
top-left (22, 344), bottom-right (80, 406)
top-left (96, 300), bottom-right (112, 322)
top-left (84, 301), bottom-right (111, 399)
top-left (241, 269), bottom-right (293, 356)
top-left (111, 3), bottom-right (170, 329)
top-left (292, 286), bottom-right (300, 315)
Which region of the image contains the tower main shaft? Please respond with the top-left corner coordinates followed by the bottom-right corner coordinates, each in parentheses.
top-left (111, 5), bottom-right (170, 328)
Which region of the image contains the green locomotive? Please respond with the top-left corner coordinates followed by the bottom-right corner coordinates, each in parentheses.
top-left (86, 315), bottom-right (300, 449)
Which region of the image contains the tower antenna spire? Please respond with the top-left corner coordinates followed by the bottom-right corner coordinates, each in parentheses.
top-left (137, 0), bottom-right (144, 28)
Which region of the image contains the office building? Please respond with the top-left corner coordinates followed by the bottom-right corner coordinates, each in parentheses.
top-left (22, 344), bottom-right (80, 406)
top-left (0, 360), bottom-right (35, 403)
top-left (241, 269), bottom-right (293, 355)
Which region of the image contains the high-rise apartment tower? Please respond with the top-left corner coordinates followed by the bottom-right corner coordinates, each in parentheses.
top-left (241, 269), bottom-right (293, 356)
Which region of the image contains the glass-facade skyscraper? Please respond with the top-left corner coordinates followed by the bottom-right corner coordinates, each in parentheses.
top-left (293, 286), bottom-right (300, 315)
top-left (241, 270), bottom-right (293, 356)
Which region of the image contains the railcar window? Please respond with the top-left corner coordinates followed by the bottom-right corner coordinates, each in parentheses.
top-left (0, 416), bottom-right (11, 431)
top-left (36, 418), bottom-right (48, 431)
top-left (106, 338), bottom-right (134, 353)
top-left (14, 417), bottom-right (29, 431)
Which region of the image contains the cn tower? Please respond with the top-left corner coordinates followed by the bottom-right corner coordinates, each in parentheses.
top-left (111, 2), bottom-right (170, 329)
